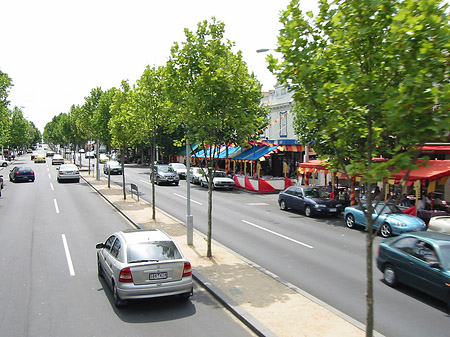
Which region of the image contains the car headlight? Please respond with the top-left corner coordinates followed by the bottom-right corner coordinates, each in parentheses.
top-left (315, 204), bottom-right (327, 208)
top-left (393, 221), bottom-right (408, 227)
top-left (336, 204), bottom-right (343, 207)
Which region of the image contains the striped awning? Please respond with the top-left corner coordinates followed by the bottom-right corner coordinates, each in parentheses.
top-left (278, 145), bottom-right (304, 152)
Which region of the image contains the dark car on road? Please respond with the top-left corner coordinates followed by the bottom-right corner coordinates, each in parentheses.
top-left (278, 186), bottom-right (343, 217)
top-left (377, 232), bottom-right (450, 309)
top-left (151, 165), bottom-right (179, 186)
top-left (9, 166), bottom-right (35, 182)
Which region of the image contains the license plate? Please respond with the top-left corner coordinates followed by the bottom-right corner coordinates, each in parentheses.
top-left (329, 208), bottom-right (337, 212)
top-left (149, 272), bottom-right (168, 280)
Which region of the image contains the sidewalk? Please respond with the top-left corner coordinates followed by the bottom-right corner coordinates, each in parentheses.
top-left (82, 172), bottom-right (368, 337)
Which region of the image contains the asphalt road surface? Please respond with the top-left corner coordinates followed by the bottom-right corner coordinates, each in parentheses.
top-left (0, 156), bottom-right (255, 337)
top-left (103, 163), bottom-right (450, 337)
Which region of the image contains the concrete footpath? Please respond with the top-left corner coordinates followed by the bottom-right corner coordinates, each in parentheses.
top-left (82, 172), bottom-right (369, 337)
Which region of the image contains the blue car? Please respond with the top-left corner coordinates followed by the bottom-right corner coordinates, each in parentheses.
top-left (344, 202), bottom-right (427, 238)
top-left (278, 186), bottom-right (343, 217)
top-left (376, 232), bottom-right (450, 309)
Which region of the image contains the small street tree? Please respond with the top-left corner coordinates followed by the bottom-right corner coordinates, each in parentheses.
top-left (166, 18), bottom-right (268, 257)
top-left (0, 70), bottom-right (12, 151)
top-left (133, 65), bottom-right (172, 219)
top-left (109, 81), bottom-right (137, 199)
top-left (269, 0), bottom-right (450, 335)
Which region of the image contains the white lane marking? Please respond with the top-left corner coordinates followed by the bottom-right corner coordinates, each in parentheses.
top-left (54, 199), bottom-right (60, 214)
top-left (139, 179), bottom-right (152, 186)
top-left (61, 234), bottom-right (75, 276)
top-left (173, 193), bottom-right (203, 205)
top-left (241, 220), bottom-right (313, 249)
top-left (50, 183), bottom-right (54, 191)
top-left (48, 173), bottom-right (51, 179)
top-left (246, 203), bottom-right (269, 206)
top-left (47, 167), bottom-right (50, 172)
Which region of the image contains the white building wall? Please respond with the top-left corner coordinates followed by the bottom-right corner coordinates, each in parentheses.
top-left (261, 83), bottom-right (298, 144)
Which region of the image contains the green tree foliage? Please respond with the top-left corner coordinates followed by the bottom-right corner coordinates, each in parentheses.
top-left (166, 18), bottom-right (268, 257)
top-left (92, 87), bottom-right (116, 149)
top-left (269, 0), bottom-right (450, 335)
top-left (0, 70), bottom-right (12, 147)
top-left (9, 107), bottom-right (30, 149)
top-left (109, 81), bottom-right (137, 199)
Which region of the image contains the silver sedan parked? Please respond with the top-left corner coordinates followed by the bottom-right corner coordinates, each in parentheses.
top-left (96, 229), bottom-right (193, 307)
top-left (57, 164), bottom-right (80, 183)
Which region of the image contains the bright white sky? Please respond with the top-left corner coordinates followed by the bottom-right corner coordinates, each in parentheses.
top-left (0, 0), bottom-right (318, 132)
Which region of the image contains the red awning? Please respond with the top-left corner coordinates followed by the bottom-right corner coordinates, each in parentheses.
top-left (419, 145), bottom-right (450, 154)
top-left (391, 160), bottom-right (450, 181)
top-left (298, 159), bottom-right (328, 170)
top-left (279, 145), bottom-right (304, 152)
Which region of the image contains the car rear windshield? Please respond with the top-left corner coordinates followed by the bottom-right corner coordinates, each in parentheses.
top-left (158, 166), bottom-right (174, 173)
top-left (127, 241), bottom-right (182, 262)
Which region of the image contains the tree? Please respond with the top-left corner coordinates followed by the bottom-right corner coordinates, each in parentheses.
top-left (0, 70), bottom-right (12, 150)
top-left (269, 0), bottom-right (450, 335)
top-left (92, 87), bottom-right (116, 150)
top-left (133, 65), bottom-right (172, 219)
top-left (166, 18), bottom-right (268, 257)
top-left (9, 107), bottom-right (30, 149)
top-left (109, 81), bottom-right (137, 199)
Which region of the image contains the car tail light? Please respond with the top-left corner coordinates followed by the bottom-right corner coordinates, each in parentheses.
top-left (119, 268), bottom-right (133, 283)
top-left (182, 262), bottom-right (192, 277)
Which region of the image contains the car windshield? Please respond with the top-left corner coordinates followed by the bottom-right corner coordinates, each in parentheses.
top-left (375, 203), bottom-right (402, 215)
top-left (439, 245), bottom-right (450, 270)
top-left (172, 164), bottom-right (185, 169)
top-left (127, 241), bottom-right (182, 262)
top-left (304, 188), bottom-right (328, 198)
top-left (108, 161), bottom-right (120, 167)
top-left (157, 166), bottom-right (174, 173)
top-left (214, 171), bottom-right (227, 178)
top-left (19, 167), bottom-right (32, 173)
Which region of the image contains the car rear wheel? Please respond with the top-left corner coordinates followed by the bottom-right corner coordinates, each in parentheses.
top-left (380, 223), bottom-right (392, 238)
top-left (97, 258), bottom-right (103, 278)
top-left (346, 214), bottom-right (356, 229)
top-left (304, 206), bottom-right (312, 217)
top-left (113, 283), bottom-right (126, 307)
top-left (383, 264), bottom-right (397, 287)
top-left (280, 200), bottom-right (288, 211)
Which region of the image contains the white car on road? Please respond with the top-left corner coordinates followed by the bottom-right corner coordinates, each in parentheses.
top-left (200, 170), bottom-right (235, 190)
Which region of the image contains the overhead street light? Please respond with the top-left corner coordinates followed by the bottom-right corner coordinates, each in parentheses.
top-left (256, 48), bottom-right (272, 53)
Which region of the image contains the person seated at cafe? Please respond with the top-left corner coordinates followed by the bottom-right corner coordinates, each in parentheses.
top-left (417, 194), bottom-right (431, 212)
top-left (399, 194), bottom-right (410, 207)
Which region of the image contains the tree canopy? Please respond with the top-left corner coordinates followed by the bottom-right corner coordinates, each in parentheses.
top-left (269, 0), bottom-right (450, 335)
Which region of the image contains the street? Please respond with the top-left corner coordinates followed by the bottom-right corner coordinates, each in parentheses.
top-left (0, 156), bottom-right (255, 337)
top-left (101, 162), bottom-right (450, 337)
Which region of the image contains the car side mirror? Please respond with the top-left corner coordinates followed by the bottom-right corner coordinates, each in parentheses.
top-left (96, 243), bottom-right (105, 249)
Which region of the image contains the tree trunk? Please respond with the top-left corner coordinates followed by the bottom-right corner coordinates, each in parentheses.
top-left (207, 167), bottom-right (213, 257)
top-left (151, 134), bottom-right (156, 220)
top-left (122, 142), bottom-right (126, 200)
top-left (364, 184), bottom-right (374, 337)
